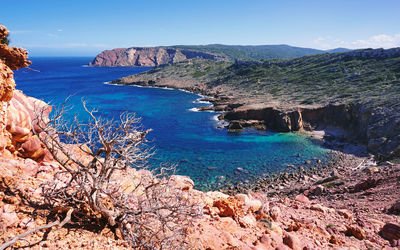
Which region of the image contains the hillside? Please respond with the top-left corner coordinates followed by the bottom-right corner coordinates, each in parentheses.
top-left (90, 44), bottom-right (350, 67)
top-left (113, 48), bottom-right (400, 159)
top-left (169, 44), bottom-right (350, 60)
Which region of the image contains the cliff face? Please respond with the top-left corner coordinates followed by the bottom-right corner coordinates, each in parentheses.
top-left (0, 25), bottom-right (51, 161)
top-left (222, 103), bottom-right (400, 159)
top-left (89, 47), bottom-right (227, 66)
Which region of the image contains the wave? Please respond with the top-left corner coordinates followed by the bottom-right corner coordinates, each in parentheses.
top-left (103, 81), bottom-right (125, 86)
top-left (193, 98), bottom-right (211, 104)
top-left (189, 107), bottom-right (200, 112)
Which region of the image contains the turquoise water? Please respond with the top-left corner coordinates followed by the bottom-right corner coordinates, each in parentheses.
top-left (14, 57), bottom-right (331, 190)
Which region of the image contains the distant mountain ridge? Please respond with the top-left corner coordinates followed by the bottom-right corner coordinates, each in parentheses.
top-left (89, 44), bottom-right (351, 67)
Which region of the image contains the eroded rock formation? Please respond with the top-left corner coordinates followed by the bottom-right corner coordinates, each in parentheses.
top-left (0, 24), bottom-right (51, 161)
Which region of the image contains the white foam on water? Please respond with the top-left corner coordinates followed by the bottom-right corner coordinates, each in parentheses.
top-left (193, 98), bottom-right (212, 104)
top-left (189, 107), bottom-right (200, 112)
top-left (103, 81), bottom-right (125, 86)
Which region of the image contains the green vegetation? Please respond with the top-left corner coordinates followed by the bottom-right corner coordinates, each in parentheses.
top-left (1, 33), bottom-right (9, 45)
top-left (133, 48), bottom-right (400, 108)
top-left (165, 44), bottom-right (348, 61)
top-left (326, 223), bottom-right (335, 229)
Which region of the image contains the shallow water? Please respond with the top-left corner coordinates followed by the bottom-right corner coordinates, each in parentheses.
top-left (14, 57), bottom-right (331, 190)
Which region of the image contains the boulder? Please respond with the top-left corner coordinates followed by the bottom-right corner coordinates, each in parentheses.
top-left (270, 206), bottom-right (281, 221)
top-left (307, 185), bottom-right (324, 196)
top-left (213, 197), bottom-right (243, 218)
top-left (379, 223), bottom-right (400, 241)
top-left (235, 194), bottom-right (262, 212)
top-left (20, 135), bottom-right (45, 160)
top-left (283, 233), bottom-right (302, 250)
top-left (351, 178), bottom-right (379, 192)
top-left (169, 175), bottom-right (194, 191)
top-left (228, 121), bottom-right (243, 130)
top-left (0, 211), bottom-right (19, 228)
top-left (345, 225), bottom-right (366, 240)
top-left (337, 209), bottom-right (353, 219)
top-left (295, 194), bottom-right (310, 204)
top-left (388, 200), bottom-right (400, 215)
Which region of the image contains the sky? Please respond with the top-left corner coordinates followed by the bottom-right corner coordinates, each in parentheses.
top-left (2, 0), bottom-right (400, 56)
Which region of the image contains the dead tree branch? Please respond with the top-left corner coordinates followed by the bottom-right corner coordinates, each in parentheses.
top-left (32, 100), bottom-right (202, 249)
top-left (0, 209), bottom-right (73, 250)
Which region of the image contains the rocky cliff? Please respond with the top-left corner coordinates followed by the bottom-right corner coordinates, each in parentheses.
top-left (0, 25), bottom-right (52, 162)
top-left (89, 47), bottom-right (227, 67)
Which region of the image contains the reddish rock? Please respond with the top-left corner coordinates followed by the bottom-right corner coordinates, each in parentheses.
top-left (213, 197), bottom-right (243, 218)
top-left (169, 175), bottom-right (194, 191)
top-left (389, 200), bottom-right (400, 214)
top-left (337, 209), bottom-right (353, 219)
top-left (352, 178), bottom-right (379, 192)
top-left (379, 223), bottom-right (400, 241)
top-left (270, 206), bottom-right (281, 221)
top-left (20, 135), bottom-right (45, 160)
top-left (345, 225), bottom-right (366, 240)
top-left (308, 185), bottom-right (324, 196)
top-left (276, 244), bottom-right (291, 250)
top-left (283, 233), bottom-right (302, 250)
top-left (295, 194), bottom-right (310, 204)
top-left (0, 211), bottom-right (19, 228)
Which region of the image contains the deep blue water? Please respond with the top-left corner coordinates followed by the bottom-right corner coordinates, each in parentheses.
top-left (14, 57), bottom-right (331, 190)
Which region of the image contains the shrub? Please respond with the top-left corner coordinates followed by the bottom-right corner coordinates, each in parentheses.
top-left (32, 100), bottom-right (202, 249)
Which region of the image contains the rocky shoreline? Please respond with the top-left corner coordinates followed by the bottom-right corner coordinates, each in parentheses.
top-left (112, 75), bottom-right (373, 158)
top-left (111, 50), bottom-right (400, 160)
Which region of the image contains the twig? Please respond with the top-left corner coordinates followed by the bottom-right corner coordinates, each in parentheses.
top-left (353, 159), bottom-right (366, 170)
top-left (0, 208), bottom-right (73, 250)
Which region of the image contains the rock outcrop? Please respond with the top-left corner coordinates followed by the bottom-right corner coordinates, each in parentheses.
top-left (0, 24), bottom-right (51, 161)
top-left (89, 47), bottom-right (227, 67)
top-left (222, 102), bottom-right (400, 159)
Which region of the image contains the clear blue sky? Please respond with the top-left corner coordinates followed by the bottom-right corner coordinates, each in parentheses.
top-left (2, 0), bottom-right (400, 56)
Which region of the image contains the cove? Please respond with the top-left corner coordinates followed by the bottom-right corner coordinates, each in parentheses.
top-left (14, 57), bottom-right (332, 190)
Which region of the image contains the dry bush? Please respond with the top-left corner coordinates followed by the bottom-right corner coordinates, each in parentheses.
top-left (33, 100), bottom-right (202, 249)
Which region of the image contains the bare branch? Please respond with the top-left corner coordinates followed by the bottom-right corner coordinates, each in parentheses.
top-left (0, 209), bottom-right (73, 250)
top-left (31, 99), bottom-right (202, 249)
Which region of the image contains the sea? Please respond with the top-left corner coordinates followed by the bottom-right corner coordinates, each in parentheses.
top-left (14, 57), bottom-right (331, 190)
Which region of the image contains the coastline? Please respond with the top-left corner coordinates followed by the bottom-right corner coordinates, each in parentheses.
top-left (105, 80), bottom-right (370, 192)
top-left (110, 77), bottom-right (369, 156)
